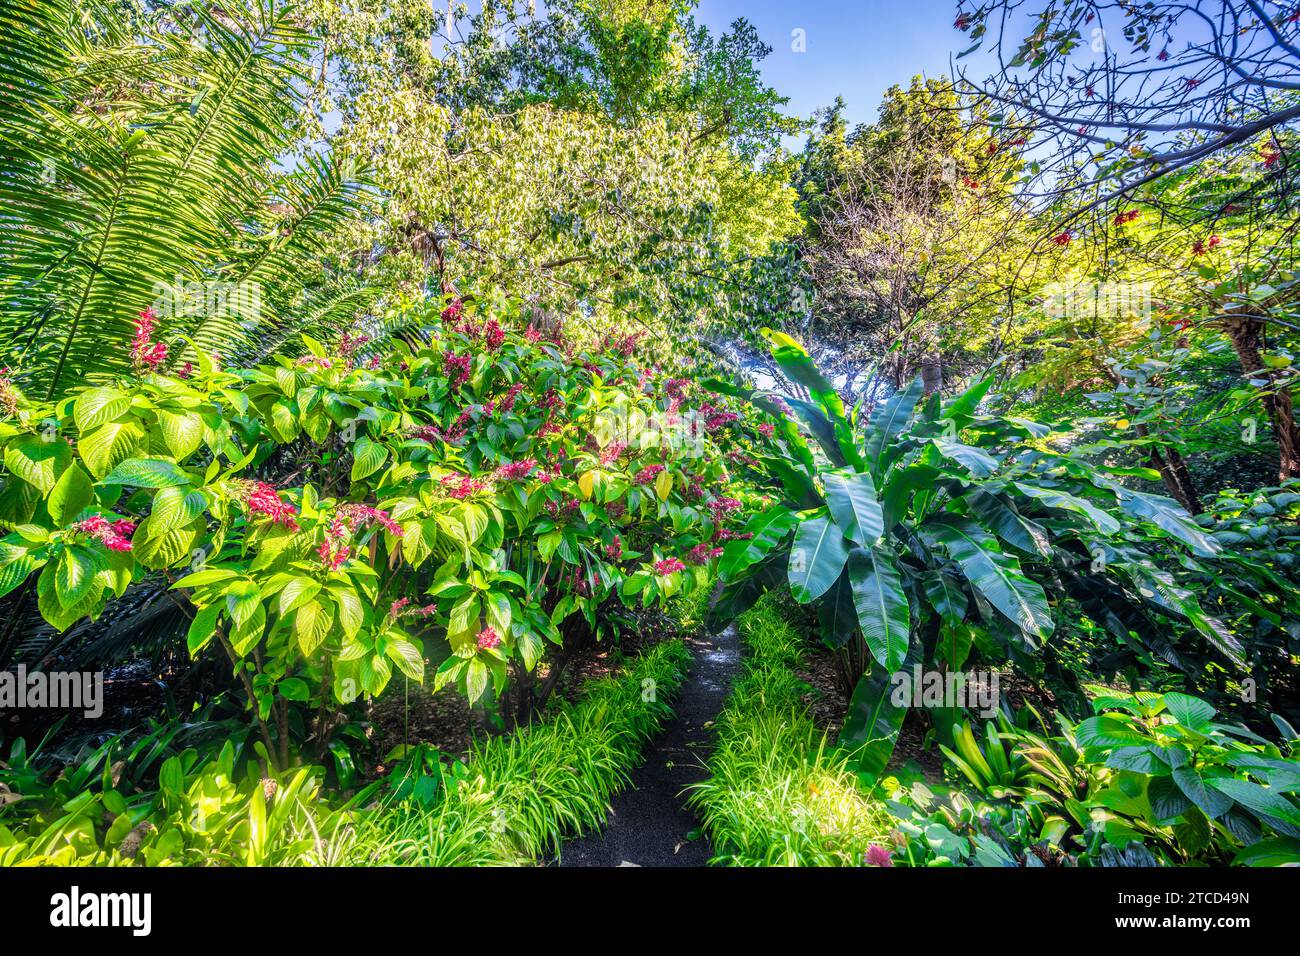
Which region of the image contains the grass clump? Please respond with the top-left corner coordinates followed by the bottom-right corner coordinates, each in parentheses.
top-left (344, 638), bottom-right (692, 865)
top-left (687, 596), bottom-right (894, 866)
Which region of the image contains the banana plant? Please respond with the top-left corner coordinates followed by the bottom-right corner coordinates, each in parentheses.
top-left (708, 330), bottom-right (1273, 781)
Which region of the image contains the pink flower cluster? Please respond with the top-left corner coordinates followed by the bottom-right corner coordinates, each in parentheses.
top-left (131, 308), bottom-right (167, 372)
top-left (865, 844), bottom-right (893, 867)
top-left (441, 473), bottom-right (487, 499)
top-left (700, 403), bottom-right (740, 430)
top-left (635, 464), bottom-right (665, 485)
top-left (477, 627), bottom-right (502, 651)
top-left (74, 515), bottom-right (135, 552)
top-left (318, 538), bottom-right (350, 571)
top-left (605, 535), bottom-right (623, 560)
top-left (337, 502), bottom-right (403, 537)
top-left (496, 382), bottom-right (526, 413)
top-left (707, 497), bottom-right (742, 519)
top-left (601, 331), bottom-right (642, 358)
top-left (599, 441), bottom-right (626, 466)
top-left (494, 458), bottom-right (537, 481)
top-left (1192, 235), bottom-right (1222, 256)
top-left (441, 299), bottom-right (465, 325)
top-left (653, 557), bottom-right (686, 576)
top-left (339, 331), bottom-right (370, 364)
top-left (687, 543), bottom-right (723, 565)
top-left (444, 352), bottom-right (472, 389)
top-left (757, 423), bottom-right (775, 438)
top-left (537, 389), bottom-right (565, 412)
top-left (238, 481), bottom-right (300, 531)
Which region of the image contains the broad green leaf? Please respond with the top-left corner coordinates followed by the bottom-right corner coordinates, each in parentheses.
top-left (47, 462), bottom-right (93, 526)
top-left (4, 433), bottom-right (72, 495)
top-left (102, 457), bottom-right (193, 488)
top-left (350, 437), bottom-right (388, 482)
top-left (922, 516), bottom-right (1054, 642)
top-left (73, 387), bottom-right (131, 433)
top-left (824, 468), bottom-right (883, 547)
top-left (78, 419), bottom-right (146, 479)
top-left (847, 546), bottom-right (910, 671)
top-left (787, 514), bottom-right (851, 604)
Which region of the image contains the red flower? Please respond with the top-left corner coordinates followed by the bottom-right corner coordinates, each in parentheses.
top-left (494, 459), bottom-right (537, 481)
top-left (653, 557), bottom-right (686, 575)
top-left (758, 422), bottom-right (775, 438)
top-left (687, 543), bottom-right (723, 565)
top-left (635, 464), bottom-right (666, 484)
top-left (444, 352), bottom-right (472, 388)
top-left (605, 535), bottom-right (623, 560)
top-left (1051, 231), bottom-right (1072, 246)
top-left (238, 481), bottom-right (299, 531)
top-left (1191, 235), bottom-right (1222, 256)
top-left (317, 539), bottom-right (350, 570)
top-left (441, 473), bottom-right (487, 499)
top-left (1156, 49), bottom-right (1169, 61)
top-left (476, 627), bottom-right (501, 651)
top-left (131, 308), bottom-right (167, 372)
top-left (1113, 209), bottom-right (1140, 225)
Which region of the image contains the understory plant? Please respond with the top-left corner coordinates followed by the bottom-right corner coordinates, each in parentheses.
top-left (341, 637), bottom-right (692, 866)
top-left (883, 689), bottom-right (1300, 866)
top-left (708, 330), bottom-right (1298, 779)
top-left (0, 296), bottom-right (761, 765)
top-left (688, 595), bottom-right (895, 866)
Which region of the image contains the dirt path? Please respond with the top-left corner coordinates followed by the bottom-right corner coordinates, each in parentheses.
top-left (555, 622), bottom-right (740, 867)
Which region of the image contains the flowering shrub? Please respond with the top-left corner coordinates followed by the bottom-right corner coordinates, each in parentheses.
top-left (0, 297), bottom-right (765, 763)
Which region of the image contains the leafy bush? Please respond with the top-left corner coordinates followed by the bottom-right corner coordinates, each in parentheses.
top-left (883, 689), bottom-right (1300, 866)
top-left (0, 296), bottom-right (760, 764)
top-left (688, 596), bottom-right (895, 865)
top-left (708, 330), bottom-right (1297, 778)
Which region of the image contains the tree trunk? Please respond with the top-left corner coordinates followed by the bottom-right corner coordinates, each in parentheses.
top-left (1222, 310), bottom-right (1300, 481)
top-left (920, 352), bottom-right (943, 395)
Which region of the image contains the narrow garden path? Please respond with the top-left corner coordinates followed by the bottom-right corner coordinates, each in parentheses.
top-left (556, 622), bottom-right (741, 867)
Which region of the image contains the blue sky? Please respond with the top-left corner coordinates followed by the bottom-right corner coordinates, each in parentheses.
top-left (693, 0), bottom-right (986, 135)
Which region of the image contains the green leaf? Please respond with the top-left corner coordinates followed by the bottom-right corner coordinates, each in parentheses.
top-left (847, 546), bottom-right (910, 671)
top-left (931, 438), bottom-right (999, 477)
top-left (1172, 766), bottom-right (1235, 819)
top-left (55, 544), bottom-right (105, 607)
top-left (840, 660), bottom-right (911, 784)
top-left (350, 437), bottom-right (389, 482)
top-left (157, 409), bottom-right (204, 460)
top-left (47, 462), bottom-right (93, 526)
top-left (73, 387), bottom-right (131, 433)
top-left (4, 433), bottom-right (71, 495)
top-left (1162, 692), bottom-right (1215, 731)
top-left (787, 514), bottom-right (851, 604)
top-left (922, 516), bottom-right (1054, 642)
top-left (824, 468), bottom-right (883, 547)
top-left (78, 419), bottom-right (146, 479)
top-left (1209, 778), bottom-right (1300, 827)
top-left (102, 457), bottom-right (193, 488)
top-left (863, 378), bottom-right (923, 472)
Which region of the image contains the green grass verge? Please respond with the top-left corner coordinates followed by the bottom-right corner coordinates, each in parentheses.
top-left (686, 595), bottom-right (894, 866)
top-left (342, 637), bottom-right (693, 865)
